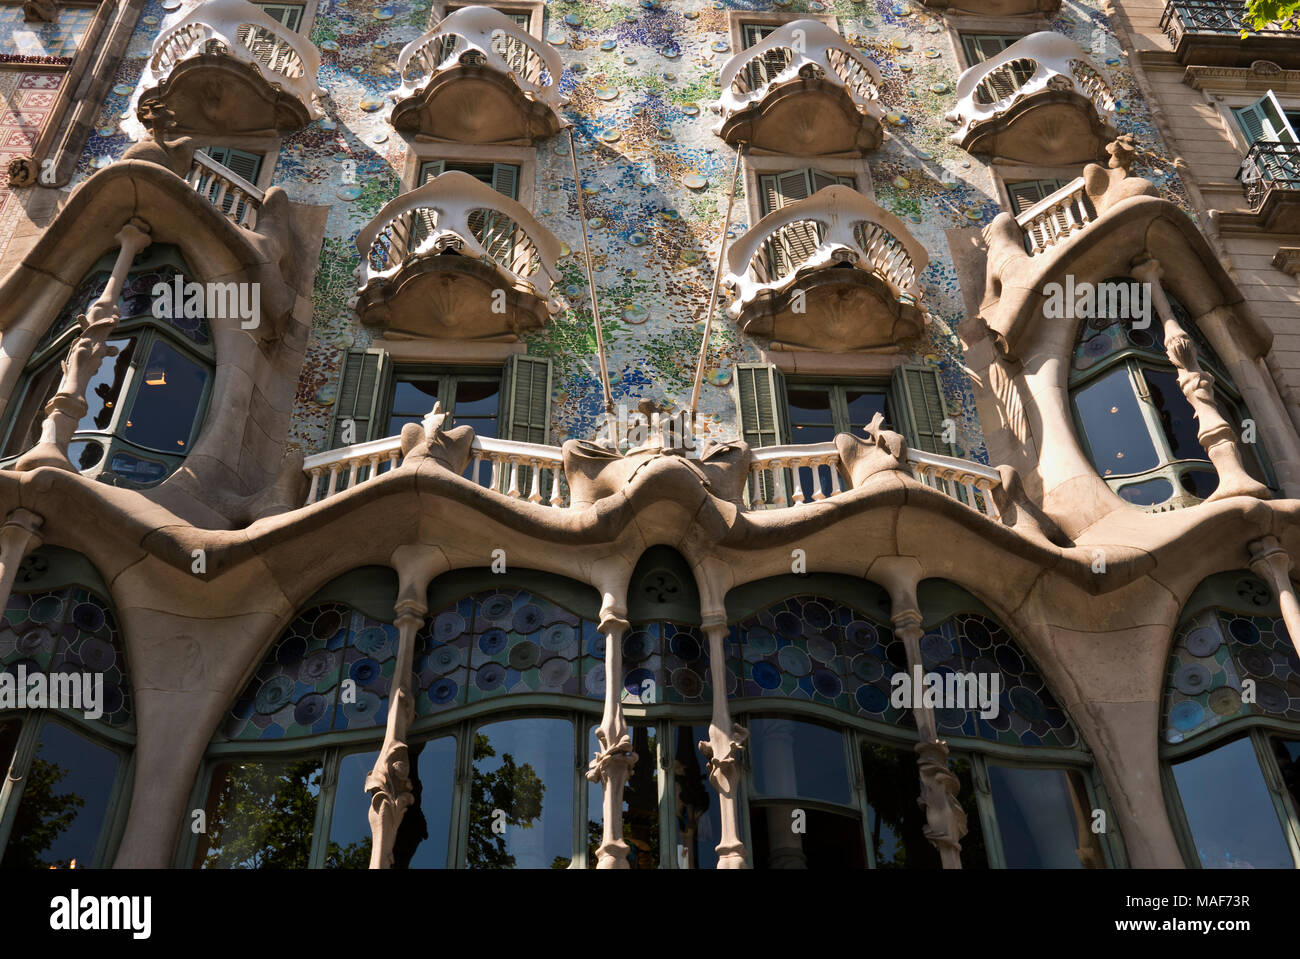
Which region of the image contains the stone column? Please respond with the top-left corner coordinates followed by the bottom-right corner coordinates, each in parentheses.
top-left (16, 218), bottom-right (152, 472)
top-left (1249, 536), bottom-right (1300, 661)
top-left (366, 546), bottom-right (444, 868)
top-left (0, 508), bottom-right (43, 612)
top-left (699, 618), bottom-right (748, 868)
top-left (586, 602), bottom-right (636, 869)
top-left (892, 607), bottom-right (967, 869)
top-left (1131, 257), bottom-right (1269, 502)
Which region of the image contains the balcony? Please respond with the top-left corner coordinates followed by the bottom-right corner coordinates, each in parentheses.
top-left (391, 5), bottom-right (564, 143)
top-left (1161, 1), bottom-right (1300, 69)
top-left (353, 170), bottom-right (561, 340)
top-left (722, 185), bottom-right (928, 352)
top-left (301, 433), bottom-right (1003, 520)
top-left (947, 32), bottom-right (1116, 165)
top-left (1239, 141), bottom-right (1300, 232)
top-left (1015, 176), bottom-right (1095, 255)
top-left (711, 20), bottom-right (885, 155)
top-left (184, 150), bottom-right (264, 229)
top-left (128, 0), bottom-right (324, 137)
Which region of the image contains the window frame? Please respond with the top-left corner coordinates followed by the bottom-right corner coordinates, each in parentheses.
top-left (383, 365), bottom-right (503, 441)
top-left (402, 143), bottom-right (537, 214)
top-left (433, 0), bottom-right (545, 38)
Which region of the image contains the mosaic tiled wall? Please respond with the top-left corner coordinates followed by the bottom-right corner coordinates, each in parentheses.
top-left (69, 0), bottom-right (1194, 463)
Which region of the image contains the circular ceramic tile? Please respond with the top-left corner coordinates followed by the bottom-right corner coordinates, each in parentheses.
top-left (337, 183), bottom-right (363, 200)
top-left (1209, 686), bottom-right (1242, 716)
top-left (374, 5), bottom-right (396, 20)
top-left (1184, 626), bottom-right (1222, 658)
top-left (508, 641), bottom-right (541, 670)
top-left (626, 232), bottom-right (648, 248)
top-left (370, 130), bottom-right (388, 144)
top-left (1257, 680), bottom-right (1290, 712)
top-left (161, 0), bottom-right (182, 9)
top-left (601, 39), bottom-right (616, 51)
top-left (547, 30), bottom-right (566, 45)
top-left (564, 13), bottom-right (581, 26)
top-left (1175, 662), bottom-right (1212, 695)
top-left (1170, 699), bottom-right (1204, 731)
top-left (359, 96), bottom-right (386, 112)
top-left (539, 658), bottom-right (572, 687)
top-left (142, 15), bottom-right (159, 25)
top-left (672, 668), bottom-right (703, 698)
top-left (682, 172), bottom-right (708, 190)
top-left (711, 41), bottom-right (730, 53)
top-left (622, 303), bottom-right (649, 324)
top-left (112, 83), bottom-right (133, 96)
top-left (707, 368), bottom-right (732, 387)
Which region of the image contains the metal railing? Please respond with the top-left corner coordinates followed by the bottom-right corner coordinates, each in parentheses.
top-left (1015, 176), bottom-right (1094, 255)
top-left (1160, 0), bottom-right (1296, 44)
top-left (140, 0), bottom-right (324, 118)
top-left (185, 151), bottom-right (264, 228)
top-left (723, 185), bottom-right (928, 318)
top-left (355, 170), bottom-right (561, 310)
top-left (395, 5), bottom-right (562, 109)
top-left (1240, 141), bottom-right (1300, 209)
top-left (711, 19), bottom-right (883, 129)
top-left (948, 32), bottom-right (1115, 144)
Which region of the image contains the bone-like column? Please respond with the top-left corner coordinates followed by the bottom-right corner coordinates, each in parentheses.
top-left (0, 509), bottom-right (43, 613)
top-left (17, 219), bottom-right (152, 473)
top-left (699, 619), bottom-right (749, 868)
top-left (1249, 536), bottom-right (1300, 662)
top-left (586, 605), bottom-right (636, 869)
top-left (1131, 257), bottom-right (1269, 503)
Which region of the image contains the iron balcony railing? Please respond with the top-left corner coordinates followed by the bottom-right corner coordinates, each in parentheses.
top-left (1160, 0), bottom-right (1295, 44)
top-left (1240, 141), bottom-right (1300, 209)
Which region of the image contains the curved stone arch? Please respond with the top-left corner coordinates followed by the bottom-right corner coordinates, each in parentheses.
top-left (1159, 568), bottom-right (1300, 868)
top-left (0, 544), bottom-right (135, 868)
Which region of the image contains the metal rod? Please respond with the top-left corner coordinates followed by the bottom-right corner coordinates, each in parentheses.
top-left (566, 125), bottom-right (614, 415)
top-left (688, 143), bottom-right (744, 418)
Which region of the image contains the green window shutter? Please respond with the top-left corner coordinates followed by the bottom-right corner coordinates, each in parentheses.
top-left (811, 169), bottom-right (856, 192)
top-left (419, 159), bottom-right (446, 184)
top-left (1006, 179), bottom-right (1050, 214)
top-left (491, 162), bottom-right (520, 200)
top-left (741, 22), bottom-right (775, 48)
top-left (500, 354), bottom-right (551, 445)
top-left (256, 3), bottom-right (303, 30)
top-left (890, 364), bottom-right (955, 456)
top-left (330, 348), bottom-right (390, 448)
top-left (1235, 91), bottom-right (1299, 144)
top-left (735, 363), bottom-right (790, 448)
top-left (222, 148), bottom-right (263, 184)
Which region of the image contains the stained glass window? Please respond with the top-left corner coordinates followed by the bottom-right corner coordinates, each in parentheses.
top-left (225, 603), bottom-right (398, 739)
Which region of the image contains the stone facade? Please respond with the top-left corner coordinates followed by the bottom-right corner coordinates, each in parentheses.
top-left (0, 0), bottom-right (1298, 870)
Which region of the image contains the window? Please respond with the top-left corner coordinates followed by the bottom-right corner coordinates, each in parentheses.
top-left (1233, 91), bottom-right (1300, 190)
top-left (1, 245), bottom-right (215, 487)
top-left (254, 2), bottom-right (304, 30)
top-left (1005, 178), bottom-right (1073, 215)
top-left (785, 380), bottom-right (891, 444)
top-left (416, 160), bottom-right (521, 260)
top-left (385, 369), bottom-right (500, 440)
top-left (738, 22), bottom-right (790, 90)
top-left (586, 723), bottom-right (660, 868)
top-left (446, 3), bottom-right (531, 29)
top-left (1068, 279), bottom-right (1272, 508)
top-left (757, 168), bottom-right (857, 279)
top-left (1233, 90), bottom-right (1299, 147)
top-left (960, 33), bottom-right (1033, 91)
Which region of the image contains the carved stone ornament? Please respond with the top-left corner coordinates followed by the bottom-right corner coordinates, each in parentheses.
top-left (698, 722), bottom-right (749, 793)
top-left (399, 401), bottom-right (476, 473)
top-left (6, 156), bottom-right (38, 188)
top-left (915, 739), bottom-right (967, 868)
top-left (21, 0), bottom-right (58, 23)
top-left (585, 729), bottom-right (637, 784)
top-left (364, 726), bottom-right (415, 870)
top-left (834, 411), bottom-right (908, 487)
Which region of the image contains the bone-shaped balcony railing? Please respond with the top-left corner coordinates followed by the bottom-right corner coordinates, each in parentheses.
top-left (301, 432), bottom-right (1003, 519)
top-left (394, 5), bottom-right (563, 110)
top-left (711, 19), bottom-right (884, 129)
top-left (355, 170), bottom-right (561, 309)
top-left (722, 185), bottom-right (928, 318)
top-left (947, 32), bottom-right (1115, 144)
top-left (1014, 176), bottom-right (1094, 255)
top-left (185, 150), bottom-right (265, 229)
top-left (140, 0), bottom-right (324, 118)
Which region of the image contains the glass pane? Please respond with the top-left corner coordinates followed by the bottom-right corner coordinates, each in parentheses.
top-left (1116, 477), bottom-right (1174, 506)
top-left (586, 724), bottom-right (660, 868)
top-left (987, 765), bottom-right (1104, 868)
top-left (750, 804), bottom-right (865, 868)
top-left (2, 722), bottom-right (119, 869)
top-left (467, 717), bottom-right (574, 869)
top-left (451, 378), bottom-right (499, 439)
top-left (122, 339), bottom-right (209, 452)
top-left (1179, 469), bottom-right (1218, 500)
top-left (326, 750), bottom-right (376, 869)
top-left (1143, 368), bottom-right (1206, 462)
top-left (1072, 366), bottom-right (1160, 476)
top-left (749, 717), bottom-right (851, 805)
top-left (1273, 738), bottom-right (1300, 818)
top-left (949, 754), bottom-right (988, 868)
top-left (786, 386), bottom-right (836, 444)
top-left (2, 361), bottom-right (62, 458)
top-left (78, 337), bottom-right (135, 433)
top-left (0, 720), bottom-right (17, 778)
top-left (1172, 737), bottom-right (1293, 868)
top-left (195, 757), bottom-right (322, 868)
top-left (845, 390), bottom-right (889, 431)
top-left (674, 724), bottom-right (723, 869)
top-left (861, 742), bottom-right (939, 869)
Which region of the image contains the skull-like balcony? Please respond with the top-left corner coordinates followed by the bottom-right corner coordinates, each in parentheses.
top-left (353, 170), bottom-right (561, 340)
top-left (128, 0), bottom-right (324, 137)
top-left (947, 32), bottom-right (1116, 165)
top-left (711, 19), bottom-right (885, 155)
top-left (391, 5), bottom-right (565, 144)
top-left (722, 185), bottom-right (928, 352)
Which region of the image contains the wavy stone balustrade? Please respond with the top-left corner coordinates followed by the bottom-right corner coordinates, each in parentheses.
top-left (391, 5), bottom-right (565, 143)
top-left (722, 184), bottom-right (928, 352)
top-left (711, 19), bottom-right (885, 154)
top-left (947, 32), bottom-right (1116, 165)
top-left (351, 170), bottom-right (561, 339)
top-left (185, 150), bottom-right (265, 229)
top-left (126, 0), bottom-right (324, 138)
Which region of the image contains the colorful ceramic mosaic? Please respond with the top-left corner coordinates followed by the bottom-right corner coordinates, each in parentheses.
top-left (0, 586), bottom-right (132, 727)
top-left (1165, 605), bottom-right (1300, 744)
top-left (920, 612), bottom-right (1078, 747)
top-left (69, 0), bottom-right (1196, 468)
top-left (0, 69), bottom-right (62, 244)
top-left (226, 603), bottom-right (399, 739)
top-left (621, 620), bottom-right (712, 705)
top-left (730, 595), bottom-right (913, 728)
top-left (0, 5), bottom-right (93, 61)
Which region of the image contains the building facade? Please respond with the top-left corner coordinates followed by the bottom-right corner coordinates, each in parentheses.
top-left (0, 0), bottom-right (1298, 870)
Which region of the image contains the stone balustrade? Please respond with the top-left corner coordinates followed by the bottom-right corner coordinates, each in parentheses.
top-left (1015, 176), bottom-right (1094, 255)
top-left (185, 150), bottom-right (265, 229)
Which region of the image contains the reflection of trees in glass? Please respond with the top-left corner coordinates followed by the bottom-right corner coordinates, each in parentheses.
top-left (466, 733), bottom-right (545, 869)
top-left (2, 758), bottom-right (85, 869)
top-left (199, 759), bottom-right (366, 869)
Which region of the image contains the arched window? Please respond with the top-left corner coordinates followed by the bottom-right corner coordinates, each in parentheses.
top-left (1162, 570), bottom-right (1300, 868)
top-left (1, 244), bottom-right (215, 488)
top-left (1068, 279), bottom-right (1271, 509)
top-left (726, 577), bottom-right (1115, 869)
top-left (0, 547), bottom-right (133, 869)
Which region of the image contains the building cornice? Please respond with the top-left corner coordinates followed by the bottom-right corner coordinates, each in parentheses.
top-left (1184, 60), bottom-right (1300, 93)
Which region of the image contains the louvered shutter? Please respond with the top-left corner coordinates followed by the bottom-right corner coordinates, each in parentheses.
top-left (761, 170), bottom-right (821, 278)
top-left (257, 3), bottom-right (303, 29)
top-left (330, 348), bottom-right (390, 449)
top-left (412, 160), bottom-right (445, 249)
top-left (811, 170), bottom-right (855, 192)
top-left (736, 363), bottom-right (791, 505)
top-left (1007, 179), bottom-right (1049, 215)
top-left (890, 364), bottom-right (955, 457)
top-left (1235, 92), bottom-right (1298, 144)
top-left (500, 354), bottom-right (551, 445)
